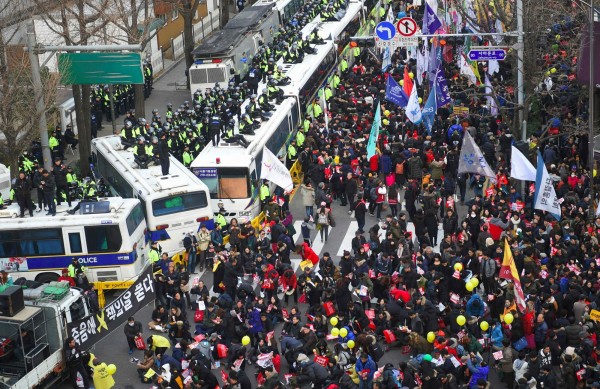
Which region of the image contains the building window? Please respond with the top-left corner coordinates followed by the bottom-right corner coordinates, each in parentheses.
top-left (172, 6), bottom-right (179, 21)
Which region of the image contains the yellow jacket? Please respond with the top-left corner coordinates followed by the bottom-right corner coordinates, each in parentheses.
top-left (93, 362), bottom-right (115, 389)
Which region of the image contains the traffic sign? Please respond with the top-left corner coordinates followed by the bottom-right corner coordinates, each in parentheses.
top-left (468, 49), bottom-right (507, 61)
top-left (375, 21), bottom-right (396, 41)
top-left (396, 17), bottom-right (418, 37)
top-left (58, 52), bottom-right (144, 84)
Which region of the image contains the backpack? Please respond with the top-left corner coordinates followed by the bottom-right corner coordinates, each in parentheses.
top-left (369, 187), bottom-right (377, 201)
top-left (217, 292), bottom-right (233, 309)
top-left (370, 341), bottom-right (385, 362)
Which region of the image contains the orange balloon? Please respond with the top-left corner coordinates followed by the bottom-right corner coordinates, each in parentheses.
top-left (440, 39), bottom-right (447, 46)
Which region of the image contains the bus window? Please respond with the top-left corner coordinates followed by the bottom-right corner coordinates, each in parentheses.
top-left (206, 68), bottom-right (226, 83)
top-left (126, 203), bottom-right (145, 235)
top-left (0, 229), bottom-right (64, 257)
top-left (217, 167), bottom-right (250, 199)
top-left (84, 226), bottom-right (122, 253)
top-left (152, 192), bottom-right (209, 217)
top-left (68, 233), bottom-right (83, 253)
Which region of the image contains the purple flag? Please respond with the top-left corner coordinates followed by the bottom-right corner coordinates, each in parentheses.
top-left (427, 41), bottom-right (441, 82)
top-left (422, 3), bottom-right (442, 35)
top-left (385, 75), bottom-right (409, 108)
top-left (434, 65), bottom-right (452, 107)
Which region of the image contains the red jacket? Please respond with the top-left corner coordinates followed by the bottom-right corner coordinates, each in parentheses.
top-left (262, 265), bottom-right (278, 290)
top-left (302, 242), bottom-right (319, 265)
top-left (369, 154), bottom-right (379, 172)
top-left (281, 273), bottom-right (297, 290)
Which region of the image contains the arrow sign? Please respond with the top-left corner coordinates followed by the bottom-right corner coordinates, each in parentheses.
top-left (468, 49), bottom-right (507, 61)
top-left (375, 21), bottom-right (396, 41)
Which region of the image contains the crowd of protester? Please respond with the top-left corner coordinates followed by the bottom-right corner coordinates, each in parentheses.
top-left (107, 0), bottom-right (600, 388)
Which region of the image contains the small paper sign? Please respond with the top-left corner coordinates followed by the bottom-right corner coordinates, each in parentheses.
top-left (493, 351), bottom-right (503, 360)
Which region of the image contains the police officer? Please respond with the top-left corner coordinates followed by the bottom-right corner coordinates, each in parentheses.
top-left (67, 177), bottom-right (98, 214)
top-left (149, 241), bottom-right (160, 264)
top-left (14, 171), bottom-right (34, 218)
top-left (182, 145), bottom-right (194, 167)
top-left (222, 120), bottom-right (250, 148)
top-left (53, 159), bottom-right (70, 207)
top-left (209, 112), bottom-right (222, 146)
top-left (247, 66), bottom-right (262, 95)
top-left (143, 61), bottom-right (153, 97)
top-left (49, 131), bottom-right (62, 161)
top-left (120, 121), bottom-right (138, 148)
top-left (287, 140), bottom-right (298, 168)
top-left (133, 136), bottom-right (150, 168)
top-left (259, 180), bottom-right (270, 209)
top-left (157, 131), bottom-right (170, 176)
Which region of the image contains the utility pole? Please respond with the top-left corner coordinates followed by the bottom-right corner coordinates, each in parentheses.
top-left (26, 22), bottom-right (52, 170)
top-left (589, 0), bottom-right (596, 218)
top-left (517, 0), bottom-right (525, 141)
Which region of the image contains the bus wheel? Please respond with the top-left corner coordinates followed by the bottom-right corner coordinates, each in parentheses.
top-left (36, 272), bottom-right (60, 284)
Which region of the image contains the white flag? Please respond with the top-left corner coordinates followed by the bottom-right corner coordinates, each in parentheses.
top-left (458, 131), bottom-right (496, 182)
top-left (510, 145), bottom-right (536, 181)
top-left (405, 85), bottom-right (422, 124)
top-left (260, 147), bottom-right (293, 191)
top-left (534, 151), bottom-right (561, 220)
top-left (460, 54), bottom-right (477, 85)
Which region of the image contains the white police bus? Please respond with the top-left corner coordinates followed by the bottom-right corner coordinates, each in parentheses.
top-left (0, 197), bottom-right (147, 283)
top-left (188, 1), bottom-right (366, 221)
top-left (91, 135), bottom-right (214, 255)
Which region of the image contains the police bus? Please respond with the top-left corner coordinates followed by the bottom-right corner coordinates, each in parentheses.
top-left (91, 135), bottom-right (215, 255)
top-left (0, 197), bottom-right (147, 283)
top-left (189, 0), bottom-right (305, 95)
top-left (189, 2), bottom-right (363, 221)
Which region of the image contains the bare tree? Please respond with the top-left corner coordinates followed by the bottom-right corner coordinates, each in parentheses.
top-left (163, 0), bottom-right (203, 88)
top-left (109, 0), bottom-right (153, 117)
top-left (455, 0), bottom-right (586, 139)
top-left (36, 0), bottom-right (110, 176)
top-left (0, 20), bottom-right (59, 176)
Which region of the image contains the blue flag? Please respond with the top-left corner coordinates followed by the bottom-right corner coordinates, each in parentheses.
top-left (433, 65), bottom-right (452, 108)
top-left (427, 41), bottom-right (441, 82)
top-left (366, 103), bottom-right (381, 159)
top-left (421, 87), bottom-right (437, 134)
top-left (422, 2), bottom-right (441, 35)
top-left (385, 76), bottom-right (409, 107)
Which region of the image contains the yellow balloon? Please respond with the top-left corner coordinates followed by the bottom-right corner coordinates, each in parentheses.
top-left (418, 97), bottom-right (423, 104)
top-left (340, 328), bottom-right (349, 338)
top-left (465, 281), bottom-right (474, 292)
top-left (331, 328), bottom-right (340, 337)
top-left (454, 263), bottom-right (463, 271)
top-left (409, 72), bottom-right (414, 79)
top-left (471, 278), bottom-right (479, 288)
top-left (384, 110), bottom-right (391, 117)
top-left (330, 317), bottom-right (338, 326)
top-left (504, 313), bottom-right (514, 324)
top-left (427, 331), bottom-right (436, 343)
top-left (242, 335), bottom-right (251, 346)
top-left (347, 340), bottom-right (355, 349)
top-left (400, 80), bottom-right (404, 86)
top-left (480, 321), bottom-right (489, 331)
top-left (107, 364), bottom-right (117, 375)
top-left (456, 315), bottom-right (466, 326)
top-left (550, 68), bottom-right (557, 74)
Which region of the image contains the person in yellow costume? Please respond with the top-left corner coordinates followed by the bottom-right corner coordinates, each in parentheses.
top-left (91, 358), bottom-right (116, 389)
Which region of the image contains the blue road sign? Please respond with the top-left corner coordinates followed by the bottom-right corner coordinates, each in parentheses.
top-left (375, 21), bottom-right (396, 41)
top-left (468, 49), bottom-right (506, 61)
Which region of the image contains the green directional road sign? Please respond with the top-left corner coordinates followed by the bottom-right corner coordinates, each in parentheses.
top-left (58, 52), bottom-right (144, 85)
